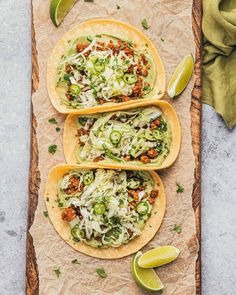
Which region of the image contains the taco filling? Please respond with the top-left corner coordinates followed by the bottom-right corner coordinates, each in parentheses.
top-left (76, 106), bottom-right (172, 165)
top-left (56, 34), bottom-right (156, 109)
top-left (58, 169), bottom-right (159, 248)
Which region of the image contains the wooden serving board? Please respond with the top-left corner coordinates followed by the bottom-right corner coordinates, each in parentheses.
top-left (26, 0), bottom-right (202, 293)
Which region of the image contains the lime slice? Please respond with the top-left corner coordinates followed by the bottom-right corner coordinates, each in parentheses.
top-left (131, 251), bottom-right (164, 292)
top-left (138, 246), bottom-right (180, 268)
top-left (50, 0), bottom-right (77, 27)
top-left (167, 54), bottom-right (194, 98)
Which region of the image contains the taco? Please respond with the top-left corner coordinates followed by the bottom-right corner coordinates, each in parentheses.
top-left (47, 19), bottom-right (165, 114)
top-left (64, 101), bottom-right (181, 170)
top-left (45, 165), bottom-right (165, 259)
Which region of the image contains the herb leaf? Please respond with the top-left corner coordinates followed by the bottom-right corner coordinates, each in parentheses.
top-left (87, 35), bottom-right (93, 42)
top-left (116, 4), bottom-right (120, 9)
top-left (53, 266), bottom-right (61, 278)
top-left (71, 259), bottom-right (80, 264)
top-left (173, 224), bottom-right (182, 234)
top-left (48, 144), bottom-right (57, 155)
top-left (48, 118), bottom-right (57, 124)
top-left (56, 127), bottom-right (61, 132)
top-left (141, 18), bottom-right (149, 30)
top-left (43, 211), bottom-right (48, 217)
top-left (176, 183), bottom-right (184, 193)
top-left (96, 267), bottom-right (107, 278)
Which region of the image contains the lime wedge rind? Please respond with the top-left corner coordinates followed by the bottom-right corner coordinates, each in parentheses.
top-left (131, 252), bottom-right (164, 292)
top-left (138, 246), bottom-right (180, 269)
top-left (167, 54), bottom-right (194, 98)
top-left (50, 0), bottom-right (77, 27)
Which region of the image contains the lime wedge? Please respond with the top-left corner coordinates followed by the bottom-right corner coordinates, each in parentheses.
top-left (131, 251), bottom-right (164, 292)
top-left (167, 54), bottom-right (194, 98)
top-left (50, 0), bottom-right (77, 27)
top-left (138, 246), bottom-right (180, 268)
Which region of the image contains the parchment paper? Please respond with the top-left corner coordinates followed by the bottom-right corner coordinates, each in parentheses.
top-left (30, 0), bottom-right (199, 294)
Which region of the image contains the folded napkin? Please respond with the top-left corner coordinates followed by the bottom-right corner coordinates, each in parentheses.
top-left (202, 0), bottom-right (236, 128)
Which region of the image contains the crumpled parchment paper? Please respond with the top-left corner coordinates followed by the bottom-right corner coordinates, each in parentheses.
top-left (30, 0), bottom-right (199, 294)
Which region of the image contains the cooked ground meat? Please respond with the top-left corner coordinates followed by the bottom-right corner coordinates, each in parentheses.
top-left (77, 128), bottom-right (88, 136)
top-left (66, 93), bottom-right (73, 101)
top-left (140, 53), bottom-right (148, 65)
top-left (150, 122), bottom-right (158, 130)
top-left (140, 155), bottom-right (151, 164)
top-left (150, 190), bottom-right (159, 198)
top-left (65, 177), bottom-right (84, 195)
top-left (76, 43), bottom-right (89, 53)
top-left (99, 99), bottom-right (106, 104)
top-left (121, 96), bottom-right (130, 102)
top-left (133, 77), bottom-right (143, 97)
top-left (148, 197), bottom-right (155, 205)
top-left (124, 155), bottom-right (131, 161)
top-left (153, 118), bottom-right (160, 126)
top-left (93, 156), bottom-right (104, 162)
top-left (136, 64), bottom-right (143, 75)
top-left (127, 229), bottom-right (134, 237)
top-left (65, 64), bottom-right (71, 73)
top-left (142, 68), bottom-right (149, 77)
top-left (61, 207), bottom-right (76, 221)
top-left (147, 149), bottom-right (158, 159)
top-left (128, 190), bottom-right (139, 202)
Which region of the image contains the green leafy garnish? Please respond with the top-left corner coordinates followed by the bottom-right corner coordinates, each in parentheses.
top-left (71, 259), bottom-right (80, 264)
top-left (143, 85), bottom-right (151, 91)
top-left (48, 144), bottom-right (57, 155)
top-left (56, 127), bottom-right (61, 132)
top-left (53, 266), bottom-right (61, 278)
top-left (160, 37), bottom-right (164, 42)
top-left (43, 211), bottom-right (48, 217)
top-left (116, 4), bottom-right (120, 9)
top-left (173, 224), bottom-right (182, 234)
top-left (176, 183), bottom-right (184, 193)
top-left (48, 118), bottom-right (57, 124)
top-left (141, 18), bottom-right (149, 30)
top-left (87, 35), bottom-right (93, 42)
top-left (96, 267), bottom-right (107, 278)
top-left (46, 197), bottom-right (49, 202)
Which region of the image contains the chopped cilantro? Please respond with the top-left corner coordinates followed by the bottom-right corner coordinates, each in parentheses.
top-left (64, 74), bottom-right (70, 81)
top-left (116, 4), bottom-right (120, 9)
top-left (43, 211), bottom-right (48, 217)
top-left (46, 197), bottom-right (49, 202)
top-left (71, 259), bottom-right (80, 264)
top-left (53, 266), bottom-right (61, 278)
top-left (56, 127), bottom-right (61, 132)
top-left (96, 267), bottom-right (107, 278)
top-left (141, 18), bottom-right (149, 30)
top-left (87, 35), bottom-right (93, 42)
top-left (173, 224), bottom-right (182, 234)
top-left (143, 85), bottom-right (151, 91)
top-left (176, 183), bottom-right (184, 193)
top-left (48, 145), bottom-right (57, 155)
top-left (48, 118), bottom-right (57, 124)
top-left (160, 37), bottom-right (164, 42)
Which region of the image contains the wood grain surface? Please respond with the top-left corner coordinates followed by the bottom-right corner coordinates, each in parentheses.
top-left (26, 1), bottom-right (202, 293)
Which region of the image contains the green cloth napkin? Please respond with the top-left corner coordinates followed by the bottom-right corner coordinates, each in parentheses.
top-left (202, 0), bottom-right (236, 128)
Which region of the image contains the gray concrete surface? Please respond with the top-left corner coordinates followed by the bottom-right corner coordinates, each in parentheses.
top-left (0, 1), bottom-right (235, 294)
